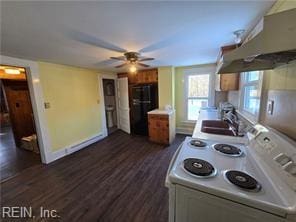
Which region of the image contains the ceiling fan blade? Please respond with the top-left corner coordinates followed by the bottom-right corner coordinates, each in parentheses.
top-left (110, 56), bottom-right (126, 61)
top-left (138, 58), bottom-right (154, 61)
top-left (95, 59), bottom-right (118, 66)
top-left (67, 29), bottom-right (127, 53)
top-left (115, 63), bottom-right (127, 68)
top-left (138, 63), bottom-right (150, 67)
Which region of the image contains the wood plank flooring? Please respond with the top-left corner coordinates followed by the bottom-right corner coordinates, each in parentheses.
top-left (1, 131), bottom-right (186, 222)
top-left (0, 126), bottom-right (41, 181)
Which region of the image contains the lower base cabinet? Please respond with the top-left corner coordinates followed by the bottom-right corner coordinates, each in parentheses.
top-left (148, 111), bottom-right (175, 145)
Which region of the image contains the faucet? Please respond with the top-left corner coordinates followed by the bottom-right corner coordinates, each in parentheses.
top-left (223, 112), bottom-right (246, 136)
top-left (223, 112), bottom-right (237, 125)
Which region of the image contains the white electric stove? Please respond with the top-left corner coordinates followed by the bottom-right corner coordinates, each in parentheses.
top-left (165, 125), bottom-right (296, 222)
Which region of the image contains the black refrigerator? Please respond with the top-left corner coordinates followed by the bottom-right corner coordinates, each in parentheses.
top-left (131, 84), bottom-right (158, 135)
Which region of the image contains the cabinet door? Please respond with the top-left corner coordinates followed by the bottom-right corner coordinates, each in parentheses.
top-left (128, 72), bottom-right (137, 84)
top-left (216, 44), bottom-right (240, 91)
top-left (157, 116), bottom-right (169, 144)
top-left (151, 70), bottom-right (158, 82)
top-left (220, 73), bottom-right (239, 91)
top-left (148, 115), bottom-right (169, 144)
top-left (148, 117), bottom-right (159, 142)
top-left (143, 71), bottom-right (150, 83)
top-left (137, 72), bottom-right (144, 83)
top-left (159, 128), bottom-right (169, 144)
top-left (149, 127), bottom-right (159, 142)
top-left (161, 120), bottom-right (169, 144)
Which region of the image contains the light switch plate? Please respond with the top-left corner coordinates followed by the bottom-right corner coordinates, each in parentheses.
top-left (267, 100), bottom-right (274, 115)
top-left (44, 102), bottom-right (50, 109)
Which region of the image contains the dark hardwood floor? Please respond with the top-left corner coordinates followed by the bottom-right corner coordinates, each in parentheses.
top-left (1, 131), bottom-right (186, 222)
top-left (0, 126), bottom-right (41, 181)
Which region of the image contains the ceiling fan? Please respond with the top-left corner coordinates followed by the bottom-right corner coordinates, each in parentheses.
top-left (67, 30), bottom-right (157, 72)
top-left (110, 52), bottom-right (154, 71)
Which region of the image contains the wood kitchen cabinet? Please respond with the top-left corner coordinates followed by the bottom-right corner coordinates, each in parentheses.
top-left (148, 111), bottom-right (175, 145)
top-left (118, 69), bottom-right (158, 85)
top-left (216, 44), bottom-right (240, 91)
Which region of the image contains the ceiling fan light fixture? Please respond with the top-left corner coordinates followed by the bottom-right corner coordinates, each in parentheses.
top-left (4, 68), bottom-right (21, 75)
top-left (111, 51), bottom-right (153, 69)
top-left (129, 65), bottom-right (137, 73)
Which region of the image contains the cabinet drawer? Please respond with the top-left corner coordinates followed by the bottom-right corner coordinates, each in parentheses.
top-left (148, 114), bottom-right (168, 120)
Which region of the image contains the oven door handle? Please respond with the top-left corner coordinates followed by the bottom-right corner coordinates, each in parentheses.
top-left (165, 142), bottom-right (183, 188)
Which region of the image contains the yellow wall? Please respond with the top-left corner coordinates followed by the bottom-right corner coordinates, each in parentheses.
top-left (38, 62), bottom-right (102, 151)
top-left (158, 66), bottom-right (175, 109)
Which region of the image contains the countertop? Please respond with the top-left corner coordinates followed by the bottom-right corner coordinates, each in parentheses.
top-left (192, 109), bottom-right (248, 144)
top-left (147, 109), bottom-right (175, 115)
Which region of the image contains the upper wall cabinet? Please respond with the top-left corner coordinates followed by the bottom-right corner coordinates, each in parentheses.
top-left (216, 45), bottom-right (240, 91)
top-left (118, 69), bottom-right (158, 85)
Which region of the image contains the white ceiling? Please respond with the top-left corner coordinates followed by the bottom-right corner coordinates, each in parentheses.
top-left (1, 1), bottom-right (275, 72)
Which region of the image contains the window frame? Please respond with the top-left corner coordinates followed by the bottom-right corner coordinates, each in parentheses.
top-left (238, 71), bottom-right (263, 123)
top-left (184, 66), bottom-right (215, 122)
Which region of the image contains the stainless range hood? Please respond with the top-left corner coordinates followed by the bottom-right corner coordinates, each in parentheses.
top-left (217, 8), bottom-right (296, 74)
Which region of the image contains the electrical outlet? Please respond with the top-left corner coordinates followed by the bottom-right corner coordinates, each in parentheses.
top-left (44, 102), bottom-right (50, 109)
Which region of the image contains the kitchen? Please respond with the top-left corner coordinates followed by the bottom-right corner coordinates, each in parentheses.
top-left (0, 1), bottom-right (296, 221)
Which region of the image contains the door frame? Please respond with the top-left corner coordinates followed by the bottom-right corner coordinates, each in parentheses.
top-left (98, 73), bottom-right (119, 136)
top-left (0, 55), bottom-right (52, 163)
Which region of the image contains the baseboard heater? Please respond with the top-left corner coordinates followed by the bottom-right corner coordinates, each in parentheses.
top-left (66, 133), bottom-right (103, 154)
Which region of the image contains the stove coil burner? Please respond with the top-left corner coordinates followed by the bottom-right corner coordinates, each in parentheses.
top-left (213, 144), bottom-right (243, 157)
top-left (183, 158), bottom-right (217, 178)
top-left (189, 139), bottom-right (207, 148)
top-left (225, 170), bottom-right (261, 192)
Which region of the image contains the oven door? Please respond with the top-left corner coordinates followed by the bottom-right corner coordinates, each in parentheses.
top-left (175, 185), bottom-right (285, 222)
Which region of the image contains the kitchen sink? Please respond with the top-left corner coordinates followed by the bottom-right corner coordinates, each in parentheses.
top-left (201, 120), bottom-right (236, 136)
top-left (201, 120), bottom-right (229, 129)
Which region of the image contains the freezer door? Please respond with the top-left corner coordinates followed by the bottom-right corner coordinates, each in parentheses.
top-left (132, 85), bottom-right (151, 102)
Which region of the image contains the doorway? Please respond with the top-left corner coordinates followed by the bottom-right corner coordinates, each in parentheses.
top-left (0, 65), bottom-right (40, 181)
top-left (102, 78), bottom-right (118, 135)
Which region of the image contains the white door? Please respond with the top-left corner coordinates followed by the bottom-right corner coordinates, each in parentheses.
top-left (117, 77), bottom-right (130, 134)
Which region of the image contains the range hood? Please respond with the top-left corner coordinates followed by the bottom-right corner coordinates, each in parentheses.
top-left (217, 8), bottom-right (296, 74)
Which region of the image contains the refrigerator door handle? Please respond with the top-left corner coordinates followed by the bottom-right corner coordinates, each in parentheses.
top-left (132, 100), bottom-right (151, 104)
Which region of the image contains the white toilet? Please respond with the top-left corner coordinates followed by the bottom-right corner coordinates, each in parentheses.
top-left (106, 105), bottom-right (114, 128)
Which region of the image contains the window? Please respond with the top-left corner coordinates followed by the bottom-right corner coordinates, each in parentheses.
top-left (239, 71), bottom-right (262, 122)
top-left (186, 74), bottom-right (210, 120)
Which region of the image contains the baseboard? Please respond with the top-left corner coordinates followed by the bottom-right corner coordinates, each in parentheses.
top-left (48, 132), bottom-right (106, 163)
top-left (176, 127), bottom-right (193, 135)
